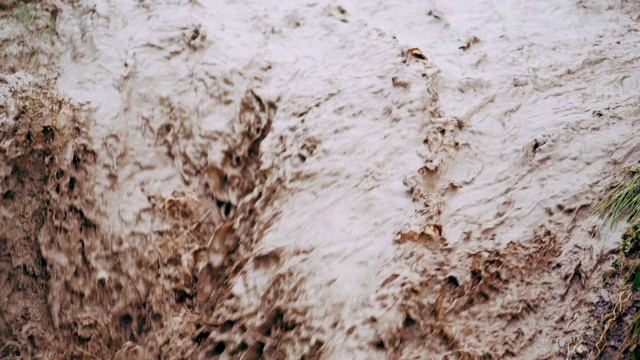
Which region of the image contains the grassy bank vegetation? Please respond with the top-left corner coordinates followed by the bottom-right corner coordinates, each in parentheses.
top-left (594, 164), bottom-right (640, 359)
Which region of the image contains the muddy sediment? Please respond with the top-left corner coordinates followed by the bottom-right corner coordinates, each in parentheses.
top-left (1, 3), bottom-right (287, 358)
top-left (0, 76), bottom-right (96, 358)
top-left (2, 0), bottom-right (640, 359)
top-left (1, 53), bottom-right (286, 360)
top-left (0, 73), bottom-right (281, 359)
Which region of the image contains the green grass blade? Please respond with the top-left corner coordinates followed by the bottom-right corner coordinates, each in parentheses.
top-left (594, 166), bottom-right (640, 228)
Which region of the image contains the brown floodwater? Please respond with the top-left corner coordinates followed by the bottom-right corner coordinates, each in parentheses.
top-left (1, 0), bottom-right (639, 358)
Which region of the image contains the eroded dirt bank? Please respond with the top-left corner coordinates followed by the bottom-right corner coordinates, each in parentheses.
top-left (1, 0), bottom-right (640, 359)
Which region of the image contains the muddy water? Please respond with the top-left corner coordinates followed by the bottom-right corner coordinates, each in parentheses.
top-left (1, 0), bottom-right (640, 358)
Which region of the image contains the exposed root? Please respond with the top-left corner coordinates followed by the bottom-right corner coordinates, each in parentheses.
top-left (595, 289), bottom-right (632, 359)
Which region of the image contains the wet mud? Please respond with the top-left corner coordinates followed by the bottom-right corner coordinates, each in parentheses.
top-left (1, 0), bottom-right (640, 359)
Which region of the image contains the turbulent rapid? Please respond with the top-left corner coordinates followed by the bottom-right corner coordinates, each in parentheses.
top-left (1, 0), bottom-right (639, 358)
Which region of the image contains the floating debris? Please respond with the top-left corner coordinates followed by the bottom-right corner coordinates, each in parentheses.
top-left (403, 47), bottom-right (428, 63)
top-left (423, 224), bottom-right (443, 238)
top-left (427, 9), bottom-right (442, 21)
top-left (395, 224), bottom-right (445, 249)
top-left (391, 76), bottom-right (410, 89)
top-left (459, 36), bottom-right (480, 51)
